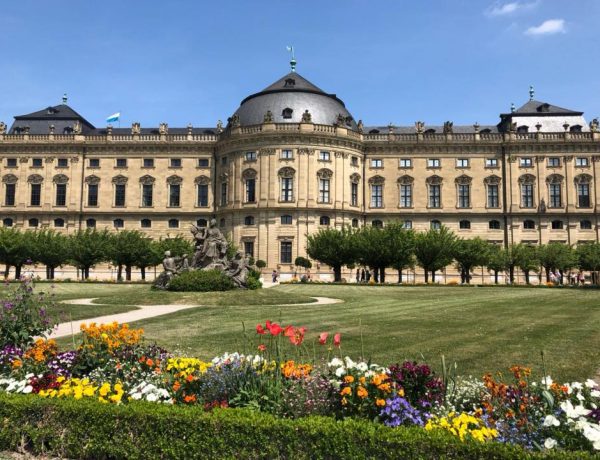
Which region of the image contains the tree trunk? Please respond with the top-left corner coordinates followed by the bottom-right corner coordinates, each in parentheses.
top-left (432, 270), bottom-right (436, 282)
top-left (373, 267), bottom-right (379, 283)
top-left (398, 269), bottom-right (402, 284)
top-left (125, 265), bottom-right (132, 281)
top-left (84, 266), bottom-right (90, 279)
top-left (524, 270), bottom-right (530, 284)
top-left (15, 265), bottom-right (22, 279)
top-left (466, 269), bottom-right (471, 284)
top-left (509, 266), bottom-right (515, 284)
top-left (424, 270), bottom-right (429, 283)
top-left (379, 267), bottom-right (385, 283)
top-left (3, 265), bottom-right (10, 279)
top-left (141, 266), bottom-right (146, 280)
top-left (494, 270), bottom-right (499, 284)
top-left (545, 267), bottom-right (550, 282)
top-left (51, 267), bottom-right (55, 279)
top-left (333, 265), bottom-right (342, 282)
top-left (117, 264), bottom-right (123, 282)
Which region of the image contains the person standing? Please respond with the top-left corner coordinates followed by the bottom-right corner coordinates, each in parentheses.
top-left (272, 270), bottom-right (278, 283)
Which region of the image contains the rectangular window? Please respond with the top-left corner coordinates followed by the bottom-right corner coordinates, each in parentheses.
top-left (197, 184), bottom-right (209, 207)
top-left (281, 215), bottom-right (292, 225)
top-left (220, 182), bottom-right (228, 206)
top-left (221, 156), bottom-right (228, 166)
top-left (280, 241), bottom-right (292, 264)
top-left (89, 158), bottom-right (100, 168)
top-left (5, 183), bottom-right (16, 206)
top-left (351, 182), bottom-right (358, 206)
top-left (55, 183), bottom-right (66, 206)
top-left (281, 149), bottom-right (293, 160)
top-left (57, 158), bottom-right (69, 168)
top-left (32, 158), bottom-right (43, 168)
top-left (575, 157), bottom-right (589, 167)
top-left (351, 156), bottom-right (359, 166)
top-left (143, 158), bottom-right (154, 168)
top-left (319, 178), bottom-right (330, 203)
top-left (485, 158), bottom-right (498, 168)
top-left (457, 184), bottom-right (470, 208)
top-left (169, 184), bottom-right (181, 207)
top-left (429, 184), bottom-right (441, 208)
top-left (245, 151), bottom-right (256, 161)
top-left (319, 151), bottom-right (330, 161)
top-left (246, 179), bottom-right (256, 203)
top-left (547, 158), bottom-right (560, 167)
top-left (399, 159), bottom-right (412, 168)
top-left (6, 158), bottom-right (17, 168)
top-left (371, 158), bottom-right (383, 168)
top-left (400, 184), bottom-right (412, 207)
top-left (549, 183), bottom-right (562, 208)
top-left (281, 178), bottom-right (293, 202)
top-left (198, 158), bottom-right (209, 168)
top-left (427, 158), bottom-right (440, 168)
top-left (30, 183), bottom-right (41, 206)
top-left (88, 184), bottom-right (98, 206)
top-left (142, 184), bottom-right (153, 207)
top-left (403, 220), bottom-right (413, 229)
top-left (521, 184), bottom-right (534, 208)
top-left (170, 158), bottom-right (181, 168)
top-left (115, 184), bottom-right (126, 207)
top-left (487, 184), bottom-right (499, 208)
top-left (456, 158), bottom-right (469, 168)
top-left (244, 241), bottom-right (255, 258)
top-left (520, 157), bottom-right (533, 168)
top-left (116, 158), bottom-right (127, 168)
top-left (371, 184), bottom-right (383, 208)
top-left (578, 183), bottom-right (590, 208)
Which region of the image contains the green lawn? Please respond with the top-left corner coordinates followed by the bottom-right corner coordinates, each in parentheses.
top-left (40, 283), bottom-right (600, 382)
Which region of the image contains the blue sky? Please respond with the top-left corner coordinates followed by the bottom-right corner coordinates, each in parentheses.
top-left (0, 0), bottom-right (598, 128)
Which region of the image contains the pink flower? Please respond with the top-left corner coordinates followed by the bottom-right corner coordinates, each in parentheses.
top-left (256, 324), bottom-right (266, 335)
top-left (258, 344), bottom-right (266, 352)
top-left (333, 333), bottom-right (341, 347)
top-left (318, 332), bottom-right (329, 345)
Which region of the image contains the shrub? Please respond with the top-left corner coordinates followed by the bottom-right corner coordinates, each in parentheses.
top-left (255, 259), bottom-right (267, 269)
top-left (167, 270), bottom-right (234, 292)
top-left (246, 268), bottom-right (262, 290)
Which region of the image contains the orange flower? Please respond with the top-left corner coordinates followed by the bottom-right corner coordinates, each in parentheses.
top-left (173, 381), bottom-right (181, 392)
top-left (184, 394), bottom-right (197, 403)
top-left (340, 386), bottom-right (352, 396)
top-left (186, 374), bottom-right (195, 383)
top-left (359, 376), bottom-right (366, 385)
top-left (376, 398), bottom-right (386, 407)
top-left (357, 386), bottom-right (368, 399)
top-left (146, 358), bottom-right (154, 367)
top-left (344, 375), bottom-right (355, 384)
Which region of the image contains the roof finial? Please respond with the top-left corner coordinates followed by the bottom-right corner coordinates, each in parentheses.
top-left (511, 102), bottom-right (515, 113)
top-left (286, 45), bottom-right (296, 73)
top-left (529, 85), bottom-right (534, 101)
top-left (62, 93), bottom-right (68, 104)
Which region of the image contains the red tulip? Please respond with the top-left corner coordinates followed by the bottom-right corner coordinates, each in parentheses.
top-left (289, 326), bottom-right (306, 346)
top-left (318, 332), bottom-right (329, 345)
top-left (256, 324), bottom-right (266, 335)
top-left (333, 333), bottom-right (341, 347)
top-left (257, 344), bottom-right (266, 352)
top-left (268, 322), bottom-right (283, 336)
top-left (284, 325), bottom-right (294, 337)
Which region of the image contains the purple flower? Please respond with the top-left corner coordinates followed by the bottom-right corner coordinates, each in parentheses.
top-left (379, 396), bottom-right (429, 427)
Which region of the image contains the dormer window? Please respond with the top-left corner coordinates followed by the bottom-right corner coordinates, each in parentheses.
top-left (424, 129), bottom-right (436, 134)
top-left (517, 126), bottom-right (529, 134)
top-left (46, 107), bottom-right (58, 115)
top-left (369, 129), bottom-right (380, 134)
top-left (537, 103), bottom-right (551, 113)
top-left (480, 128), bottom-right (492, 134)
top-left (63, 126), bottom-right (74, 134)
top-left (284, 78), bottom-right (296, 87)
top-left (570, 125), bottom-right (582, 133)
top-left (282, 108), bottom-right (293, 119)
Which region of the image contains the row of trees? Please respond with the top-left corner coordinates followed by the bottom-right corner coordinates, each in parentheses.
top-left (0, 228), bottom-right (195, 280)
top-left (305, 223), bottom-right (600, 284)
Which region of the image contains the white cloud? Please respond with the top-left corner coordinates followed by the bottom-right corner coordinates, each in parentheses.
top-left (524, 19), bottom-right (566, 36)
top-left (488, 1), bottom-right (539, 16)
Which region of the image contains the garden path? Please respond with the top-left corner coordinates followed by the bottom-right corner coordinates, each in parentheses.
top-left (49, 296), bottom-right (343, 339)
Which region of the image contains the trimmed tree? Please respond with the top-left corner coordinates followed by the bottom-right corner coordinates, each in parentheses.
top-left (576, 242), bottom-right (600, 284)
top-left (0, 229), bottom-right (35, 279)
top-left (31, 229), bottom-right (69, 279)
top-left (513, 243), bottom-right (539, 285)
top-left (306, 227), bottom-right (356, 282)
top-left (355, 225), bottom-right (394, 283)
top-left (414, 226), bottom-right (457, 283)
top-left (68, 229), bottom-right (111, 279)
top-left (453, 237), bottom-right (490, 284)
top-left (386, 223), bottom-right (416, 283)
top-left (537, 243), bottom-right (578, 282)
top-left (487, 244), bottom-right (508, 284)
top-left (108, 230), bottom-right (154, 281)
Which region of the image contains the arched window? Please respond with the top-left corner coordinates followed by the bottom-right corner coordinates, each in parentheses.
top-left (426, 175), bottom-right (443, 208)
top-left (317, 169), bottom-right (333, 204)
top-left (574, 174), bottom-right (592, 208)
top-left (278, 167), bottom-right (295, 202)
top-left (459, 220), bottom-right (471, 229)
top-left (489, 220), bottom-right (501, 230)
top-left (398, 175), bottom-right (414, 208)
top-left (369, 175), bottom-right (384, 208)
top-left (351, 218), bottom-right (359, 228)
top-left (319, 216), bottom-right (330, 226)
top-left (54, 218), bottom-right (65, 228)
top-left (113, 219), bottom-right (124, 229)
top-left (168, 219), bottom-right (179, 229)
top-left (282, 108), bottom-right (293, 119)
top-left (196, 218), bottom-right (207, 228)
top-left (551, 220), bottom-right (564, 230)
top-left (519, 174), bottom-right (536, 208)
top-left (580, 220), bottom-right (592, 230)
top-left (242, 169), bottom-right (257, 203)
top-left (86, 218), bottom-right (96, 228)
top-left (244, 216), bottom-right (255, 226)
top-left (430, 220), bottom-right (441, 230)
top-left (455, 175), bottom-right (472, 208)
top-left (372, 219), bottom-right (383, 228)
top-left (546, 174), bottom-right (563, 208)
top-left (3, 218), bottom-right (13, 227)
top-left (141, 219), bottom-right (152, 228)
top-left (281, 215), bottom-right (292, 225)
top-left (484, 175), bottom-right (501, 208)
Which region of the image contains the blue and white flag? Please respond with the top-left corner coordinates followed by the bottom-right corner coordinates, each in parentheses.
top-left (106, 112), bottom-right (120, 123)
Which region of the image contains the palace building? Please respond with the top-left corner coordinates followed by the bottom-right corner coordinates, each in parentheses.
top-left (1, 67), bottom-right (599, 280)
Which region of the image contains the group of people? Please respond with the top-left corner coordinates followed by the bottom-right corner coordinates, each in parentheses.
top-left (552, 270), bottom-right (586, 286)
top-left (355, 268), bottom-right (372, 283)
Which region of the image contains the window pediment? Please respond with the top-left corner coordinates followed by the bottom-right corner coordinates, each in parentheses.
top-left (53, 174), bottom-right (69, 184)
top-left (546, 174), bottom-right (564, 185)
top-left (368, 175), bottom-right (385, 185)
top-left (242, 168), bottom-right (257, 180)
top-left (317, 168), bottom-right (333, 179)
top-left (112, 175), bottom-right (128, 185)
top-left (166, 175), bottom-right (183, 185)
top-left (397, 175), bottom-right (414, 185)
top-left (2, 174), bottom-right (18, 184)
top-left (85, 175), bottom-right (101, 185)
top-left (27, 174), bottom-right (44, 184)
top-left (278, 167), bottom-right (295, 178)
top-left (426, 175), bottom-right (443, 185)
top-left (455, 174), bottom-right (472, 185)
top-left (139, 175), bottom-right (155, 185)
top-left (518, 174), bottom-right (536, 185)
top-left (574, 173), bottom-right (592, 185)
top-left (484, 175), bottom-right (501, 185)
top-left (194, 175), bottom-right (211, 185)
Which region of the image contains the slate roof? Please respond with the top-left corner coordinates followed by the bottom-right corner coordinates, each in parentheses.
top-left (364, 125), bottom-right (499, 134)
top-left (503, 99), bottom-right (583, 117)
top-left (10, 103), bottom-right (96, 134)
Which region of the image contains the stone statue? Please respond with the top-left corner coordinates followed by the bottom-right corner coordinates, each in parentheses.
top-left (443, 121), bottom-right (453, 134)
top-left (159, 123), bottom-right (168, 135)
top-left (216, 120), bottom-right (223, 133)
top-left (263, 110), bottom-right (273, 123)
top-left (132, 122), bottom-right (141, 135)
top-left (415, 121), bottom-right (424, 134)
top-left (227, 251), bottom-right (249, 287)
top-left (0, 122), bottom-right (7, 134)
top-left (194, 218), bottom-right (228, 270)
top-left (301, 110), bottom-right (312, 123)
top-left (590, 118), bottom-right (599, 132)
top-left (357, 120), bottom-right (364, 133)
top-left (73, 120), bottom-right (82, 135)
top-left (336, 113), bottom-right (345, 126)
top-left (229, 114), bottom-right (240, 128)
top-left (539, 198), bottom-right (547, 213)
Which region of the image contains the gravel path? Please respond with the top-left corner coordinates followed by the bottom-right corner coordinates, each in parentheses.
top-left (49, 296), bottom-right (343, 339)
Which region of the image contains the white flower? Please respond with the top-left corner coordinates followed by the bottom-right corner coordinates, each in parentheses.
top-left (328, 358), bottom-right (343, 368)
top-left (571, 382), bottom-right (583, 390)
top-left (356, 362), bottom-right (368, 372)
top-left (560, 400), bottom-right (590, 419)
top-left (344, 357), bottom-right (356, 369)
top-left (334, 367), bottom-right (346, 378)
top-left (591, 390), bottom-right (600, 398)
top-left (585, 379), bottom-right (598, 389)
top-left (541, 376), bottom-right (553, 387)
top-left (22, 385), bottom-right (32, 394)
top-left (543, 415), bottom-right (560, 427)
top-left (146, 393), bottom-right (158, 402)
top-left (544, 438), bottom-right (557, 449)
top-left (130, 392), bottom-right (142, 400)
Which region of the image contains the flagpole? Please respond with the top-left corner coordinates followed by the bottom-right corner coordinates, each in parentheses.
top-left (118, 109), bottom-right (121, 129)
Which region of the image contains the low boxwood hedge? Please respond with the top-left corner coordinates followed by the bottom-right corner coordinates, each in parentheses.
top-left (167, 269), bottom-right (235, 292)
top-left (0, 393), bottom-right (590, 459)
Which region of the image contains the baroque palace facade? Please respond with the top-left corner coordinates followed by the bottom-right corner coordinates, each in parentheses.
top-left (1, 70), bottom-right (599, 278)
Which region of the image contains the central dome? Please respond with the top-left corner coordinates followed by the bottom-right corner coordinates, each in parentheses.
top-left (232, 72), bottom-right (357, 129)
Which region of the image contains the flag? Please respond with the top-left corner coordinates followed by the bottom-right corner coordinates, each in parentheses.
top-left (106, 112), bottom-right (120, 123)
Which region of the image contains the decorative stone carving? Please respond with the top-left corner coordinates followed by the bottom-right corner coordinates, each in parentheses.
top-left (187, 124), bottom-right (193, 135)
top-left (473, 122), bottom-right (480, 133)
top-left (546, 174), bottom-right (564, 185)
top-left (159, 123), bottom-right (168, 135)
top-left (297, 148), bottom-right (314, 156)
top-left (589, 118), bottom-right (599, 132)
top-left (139, 175), bottom-right (155, 185)
top-left (316, 168), bottom-right (333, 179)
top-left (539, 198), bottom-right (546, 213)
top-left (443, 121), bottom-right (453, 134)
top-left (53, 174), bottom-right (69, 184)
top-left (0, 122), bottom-right (6, 134)
top-left (216, 120), bottom-right (223, 133)
top-left (509, 122), bottom-right (517, 133)
top-left (455, 174), bottom-right (472, 185)
top-left (73, 120), bottom-right (82, 134)
top-left (415, 121), bottom-right (425, 134)
top-left (263, 110), bottom-right (273, 123)
top-left (2, 174), bottom-right (18, 184)
top-left (71, 156), bottom-right (79, 164)
top-left (357, 120), bottom-right (364, 133)
top-left (278, 167), bottom-right (295, 178)
top-left (27, 174), bottom-right (44, 184)
top-left (131, 122), bottom-right (141, 135)
top-left (45, 156), bottom-right (55, 163)
top-left (112, 175), bottom-right (128, 185)
top-left (19, 157), bottom-right (30, 163)
top-left (574, 174), bottom-right (592, 185)
top-left (518, 174), bottom-right (536, 184)
top-left (219, 172), bottom-right (229, 182)
top-left (258, 148), bottom-right (276, 156)
top-left (194, 175), bottom-right (211, 185)
top-left (350, 173), bottom-right (361, 184)
top-left (107, 125), bottom-right (113, 135)
top-left (426, 175), bottom-right (443, 185)
top-left (397, 175), bottom-right (414, 185)
top-left (229, 114), bottom-right (240, 128)
top-left (49, 125), bottom-right (55, 135)
top-left (85, 175), bottom-right (101, 185)
top-left (242, 168), bottom-right (257, 180)
top-left (484, 175), bottom-right (501, 185)
top-left (301, 110), bottom-right (312, 123)
top-left (368, 175), bottom-right (385, 185)
top-left (166, 175), bottom-right (183, 185)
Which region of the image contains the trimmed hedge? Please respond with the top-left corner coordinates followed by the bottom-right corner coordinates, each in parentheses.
top-left (0, 393), bottom-right (591, 459)
top-left (167, 269), bottom-right (235, 292)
